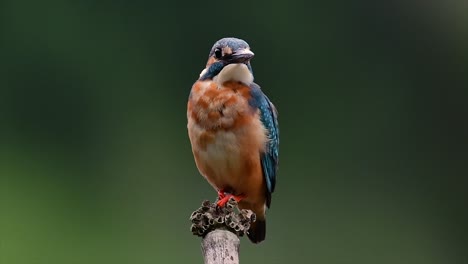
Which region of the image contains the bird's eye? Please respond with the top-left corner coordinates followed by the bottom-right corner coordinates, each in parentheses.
top-left (214, 48), bottom-right (222, 59)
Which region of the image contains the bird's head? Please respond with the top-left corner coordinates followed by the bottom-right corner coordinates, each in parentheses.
top-left (199, 37), bottom-right (255, 84)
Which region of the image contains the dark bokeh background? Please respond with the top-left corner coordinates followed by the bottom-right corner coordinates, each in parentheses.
top-left (1, 1), bottom-right (467, 263)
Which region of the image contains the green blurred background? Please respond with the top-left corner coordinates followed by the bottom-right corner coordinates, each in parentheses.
top-left (1, 1), bottom-right (467, 263)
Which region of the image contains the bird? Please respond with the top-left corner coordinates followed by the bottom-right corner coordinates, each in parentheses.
top-left (187, 37), bottom-right (279, 243)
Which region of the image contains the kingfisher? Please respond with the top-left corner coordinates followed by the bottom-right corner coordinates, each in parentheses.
top-left (187, 37), bottom-right (279, 243)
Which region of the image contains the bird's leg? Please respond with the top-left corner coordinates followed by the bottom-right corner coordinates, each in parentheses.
top-left (216, 193), bottom-right (246, 207)
top-left (217, 189), bottom-right (226, 199)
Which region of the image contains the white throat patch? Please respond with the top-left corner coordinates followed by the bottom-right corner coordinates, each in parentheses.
top-left (213, 64), bottom-right (253, 87)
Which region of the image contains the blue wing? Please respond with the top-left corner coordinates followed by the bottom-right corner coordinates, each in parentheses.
top-left (249, 83), bottom-right (279, 208)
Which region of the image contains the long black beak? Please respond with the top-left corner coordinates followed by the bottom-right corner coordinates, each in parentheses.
top-left (226, 49), bottom-right (255, 64)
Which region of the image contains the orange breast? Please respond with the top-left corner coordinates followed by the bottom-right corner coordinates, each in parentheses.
top-left (187, 80), bottom-right (268, 213)
top-left (188, 81), bottom-right (254, 131)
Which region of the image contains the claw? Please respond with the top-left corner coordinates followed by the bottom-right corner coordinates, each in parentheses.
top-left (216, 194), bottom-right (245, 207)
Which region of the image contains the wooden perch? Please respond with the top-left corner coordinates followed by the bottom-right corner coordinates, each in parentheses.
top-left (190, 198), bottom-right (256, 264)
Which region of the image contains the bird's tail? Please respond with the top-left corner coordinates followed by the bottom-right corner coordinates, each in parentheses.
top-left (247, 218), bottom-right (266, 243)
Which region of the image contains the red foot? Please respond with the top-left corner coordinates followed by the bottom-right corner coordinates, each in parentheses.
top-left (217, 190), bottom-right (226, 199)
top-left (216, 193), bottom-right (245, 207)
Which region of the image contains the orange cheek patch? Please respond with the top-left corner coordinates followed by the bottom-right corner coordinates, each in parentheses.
top-left (222, 46), bottom-right (232, 55)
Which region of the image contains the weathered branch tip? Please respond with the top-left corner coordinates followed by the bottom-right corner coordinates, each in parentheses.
top-left (190, 198), bottom-right (256, 238)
